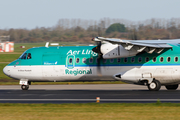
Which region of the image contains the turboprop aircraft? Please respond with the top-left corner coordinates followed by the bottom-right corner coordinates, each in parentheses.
top-left (3, 37), bottom-right (180, 91)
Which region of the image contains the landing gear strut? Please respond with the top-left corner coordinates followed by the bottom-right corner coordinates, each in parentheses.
top-left (20, 80), bottom-right (31, 90)
top-left (21, 85), bottom-right (29, 90)
top-left (165, 84), bottom-right (179, 90)
top-left (148, 80), bottom-right (161, 91)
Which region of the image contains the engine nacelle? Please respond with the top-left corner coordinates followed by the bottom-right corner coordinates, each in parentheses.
top-left (100, 43), bottom-right (138, 59)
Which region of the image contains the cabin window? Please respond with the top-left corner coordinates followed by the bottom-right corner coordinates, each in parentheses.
top-left (124, 58), bottom-right (128, 63)
top-left (175, 57), bottom-right (178, 62)
top-left (131, 57), bottom-right (135, 63)
top-left (160, 57), bottom-right (164, 62)
top-left (27, 53), bottom-right (32, 59)
top-left (110, 59), bottom-right (114, 63)
top-left (117, 58), bottom-right (121, 63)
top-left (69, 58), bottom-right (72, 63)
top-left (145, 57), bottom-right (149, 62)
top-left (89, 58), bottom-right (93, 63)
top-left (83, 58), bottom-right (86, 63)
top-left (153, 57), bottom-right (156, 62)
top-left (21, 53), bottom-right (27, 59)
top-left (167, 57), bottom-right (171, 62)
top-left (76, 58), bottom-right (79, 63)
top-left (103, 59), bottom-right (107, 63)
top-left (138, 57), bottom-right (142, 62)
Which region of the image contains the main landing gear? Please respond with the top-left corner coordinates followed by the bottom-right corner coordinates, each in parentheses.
top-left (165, 84), bottom-right (179, 90)
top-left (147, 80), bottom-right (161, 91)
top-left (147, 79), bottom-right (179, 91)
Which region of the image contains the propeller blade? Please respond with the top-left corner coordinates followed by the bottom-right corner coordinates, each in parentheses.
top-left (92, 41), bottom-right (102, 54)
top-left (92, 38), bottom-right (103, 76)
top-left (97, 54), bottom-right (102, 76)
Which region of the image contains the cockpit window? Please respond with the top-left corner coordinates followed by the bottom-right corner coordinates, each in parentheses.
top-left (19, 52), bottom-right (32, 60)
top-left (20, 53), bottom-right (27, 59)
top-left (27, 53), bottom-right (32, 59)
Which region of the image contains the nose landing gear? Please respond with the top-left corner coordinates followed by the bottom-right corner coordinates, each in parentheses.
top-left (21, 85), bottom-right (29, 90)
top-left (19, 79), bottom-right (31, 90)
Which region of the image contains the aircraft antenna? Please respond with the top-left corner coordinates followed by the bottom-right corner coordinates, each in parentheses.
top-left (45, 42), bottom-right (49, 47)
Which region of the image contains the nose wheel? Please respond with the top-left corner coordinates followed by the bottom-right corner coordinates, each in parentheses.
top-left (20, 80), bottom-right (31, 90)
top-left (21, 85), bottom-right (29, 90)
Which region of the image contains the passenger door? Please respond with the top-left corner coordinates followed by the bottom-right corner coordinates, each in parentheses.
top-left (42, 53), bottom-right (60, 78)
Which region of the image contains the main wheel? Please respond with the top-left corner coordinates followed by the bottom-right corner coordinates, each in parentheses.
top-left (165, 84), bottom-right (179, 90)
top-left (21, 85), bottom-right (29, 90)
top-left (148, 80), bottom-right (161, 91)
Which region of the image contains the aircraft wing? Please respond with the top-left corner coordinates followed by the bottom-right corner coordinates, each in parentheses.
top-left (93, 37), bottom-right (175, 54)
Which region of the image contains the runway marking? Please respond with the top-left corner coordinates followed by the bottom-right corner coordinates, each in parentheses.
top-left (1, 99), bottom-right (180, 102)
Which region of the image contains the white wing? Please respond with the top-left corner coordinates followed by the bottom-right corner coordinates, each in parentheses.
top-left (93, 37), bottom-right (179, 54)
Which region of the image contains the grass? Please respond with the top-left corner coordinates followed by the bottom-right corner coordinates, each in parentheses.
top-left (0, 103), bottom-right (180, 120)
top-left (0, 63), bottom-right (10, 79)
top-left (0, 54), bottom-right (20, 62)
top-left (13, 42), bottom-right (88, 53)
top-left (14, 43), bottom-right (45, 53)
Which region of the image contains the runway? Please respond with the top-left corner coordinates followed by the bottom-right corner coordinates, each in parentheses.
top-left (0, 84), bottom-right (180, 103)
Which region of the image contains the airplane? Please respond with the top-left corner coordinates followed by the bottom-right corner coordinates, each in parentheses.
top-left (3, 37), bottom-right (180, 91)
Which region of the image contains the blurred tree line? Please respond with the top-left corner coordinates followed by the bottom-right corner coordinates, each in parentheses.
top-left (1, 18), bottom-right (180, 43)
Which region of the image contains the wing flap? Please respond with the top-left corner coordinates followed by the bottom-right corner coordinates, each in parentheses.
top-left (94, 37), bottom-right (173, 54)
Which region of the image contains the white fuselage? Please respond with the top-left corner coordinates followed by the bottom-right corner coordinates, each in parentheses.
top-left (3, 65), bottom-right (180, 85)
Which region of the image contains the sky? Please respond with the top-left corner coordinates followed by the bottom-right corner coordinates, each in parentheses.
top-left (0, 0), bottom-right (180, 29)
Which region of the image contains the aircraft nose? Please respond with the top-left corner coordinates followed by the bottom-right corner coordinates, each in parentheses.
top-left (3, 66), bottom-right (10, 76)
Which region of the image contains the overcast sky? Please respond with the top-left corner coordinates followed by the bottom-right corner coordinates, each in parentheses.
top-left (0, 0), bottom-right (179, 29)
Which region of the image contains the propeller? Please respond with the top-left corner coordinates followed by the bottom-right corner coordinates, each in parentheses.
top-left (92, 26), bottom-right (104, 76)
top-left (92, 38), bottom-right (103, 76)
